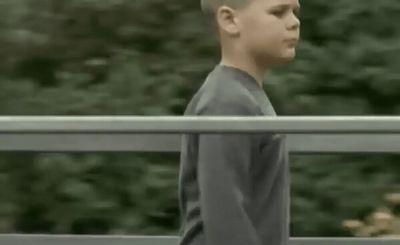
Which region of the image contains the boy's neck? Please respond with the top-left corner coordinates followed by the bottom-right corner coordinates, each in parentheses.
top-left (219, 60), bottom-right (265, 88)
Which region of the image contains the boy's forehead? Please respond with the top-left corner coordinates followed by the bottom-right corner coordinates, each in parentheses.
top-left (261, 0), bottom-right (300, 7)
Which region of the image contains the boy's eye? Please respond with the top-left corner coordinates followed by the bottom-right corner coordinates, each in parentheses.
top-left (270, 6), bottom-right (301, 18)
top-left (271, 9), bottom-right (285, 17)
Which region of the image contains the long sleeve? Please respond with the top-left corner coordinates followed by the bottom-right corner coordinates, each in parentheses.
top-left (196, 98), bottom-right (261, 245)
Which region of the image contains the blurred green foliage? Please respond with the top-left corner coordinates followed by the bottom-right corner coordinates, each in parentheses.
top-left (343, 192), bottom-right (400, 237)
top-left (0, 0), bottom-right (399, 236)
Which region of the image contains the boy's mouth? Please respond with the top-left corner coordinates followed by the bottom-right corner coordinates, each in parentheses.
top-left (284, 38), bottom-right (298, 47)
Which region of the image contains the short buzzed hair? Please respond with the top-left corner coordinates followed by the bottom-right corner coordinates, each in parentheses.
top-left (200, 0), bottom-right (253, 14)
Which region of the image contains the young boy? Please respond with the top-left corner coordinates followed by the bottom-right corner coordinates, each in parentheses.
top-left (178, 0), bottom-right (300, 245)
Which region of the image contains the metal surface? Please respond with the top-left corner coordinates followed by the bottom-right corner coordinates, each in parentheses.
top-left (0, 116), bottom-right (400, 133)
top-left (0, 235), bottom-right (398, 245)
top-left (0, 133), bottom-right (400, 153)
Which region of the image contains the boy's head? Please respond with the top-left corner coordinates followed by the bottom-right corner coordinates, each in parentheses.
top-left (201, 0), bottom-right (300, 65)
top-left (201, 0), bottom-right (253, 14)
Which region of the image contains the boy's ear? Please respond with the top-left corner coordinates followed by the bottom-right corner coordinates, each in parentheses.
top-left (216, 6), bottom-right (240, 36)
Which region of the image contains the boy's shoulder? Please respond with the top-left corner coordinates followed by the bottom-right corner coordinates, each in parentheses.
top-left (186, 69), bottom-right (261, 116)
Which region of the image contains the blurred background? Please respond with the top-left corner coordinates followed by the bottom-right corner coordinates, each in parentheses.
top-left (0, 0), bottom-right (399, 237)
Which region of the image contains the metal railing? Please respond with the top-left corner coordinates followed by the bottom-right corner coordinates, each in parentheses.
top-left (0, 234), bottom-right (399, 245)
top-left (0, 116), bottom-right (399, 245)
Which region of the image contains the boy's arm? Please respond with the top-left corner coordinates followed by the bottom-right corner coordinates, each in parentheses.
top-left (197, 98), bottom-right (261, 245)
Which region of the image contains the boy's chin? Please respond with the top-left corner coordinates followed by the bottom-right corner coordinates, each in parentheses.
top-left (269, 54), bottom-right (296, 66)
top-left (275, 49), bottom-right (297, 64)
top-left (257, 49), bottom-right (297, 66)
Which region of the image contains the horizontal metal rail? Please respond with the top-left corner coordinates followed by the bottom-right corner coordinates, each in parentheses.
top-left (0, 116), bottom-right (399, 153)
top-left (0, 235), bottom-right (399, 245)
top-left (0, 116), bottom-right (400, 134)
top-left (1, 133), bottom-right (400, 153)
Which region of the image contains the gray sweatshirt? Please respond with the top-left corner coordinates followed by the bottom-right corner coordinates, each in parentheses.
top-left (178, 64), bottom-right (290, 245)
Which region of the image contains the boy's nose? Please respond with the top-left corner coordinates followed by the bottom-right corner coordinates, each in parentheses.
top-left (287, 15), bottom-right (300, 30)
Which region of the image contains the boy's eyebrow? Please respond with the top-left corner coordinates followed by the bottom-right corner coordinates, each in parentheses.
top-left (271, 3), bottom-right (301, 11)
